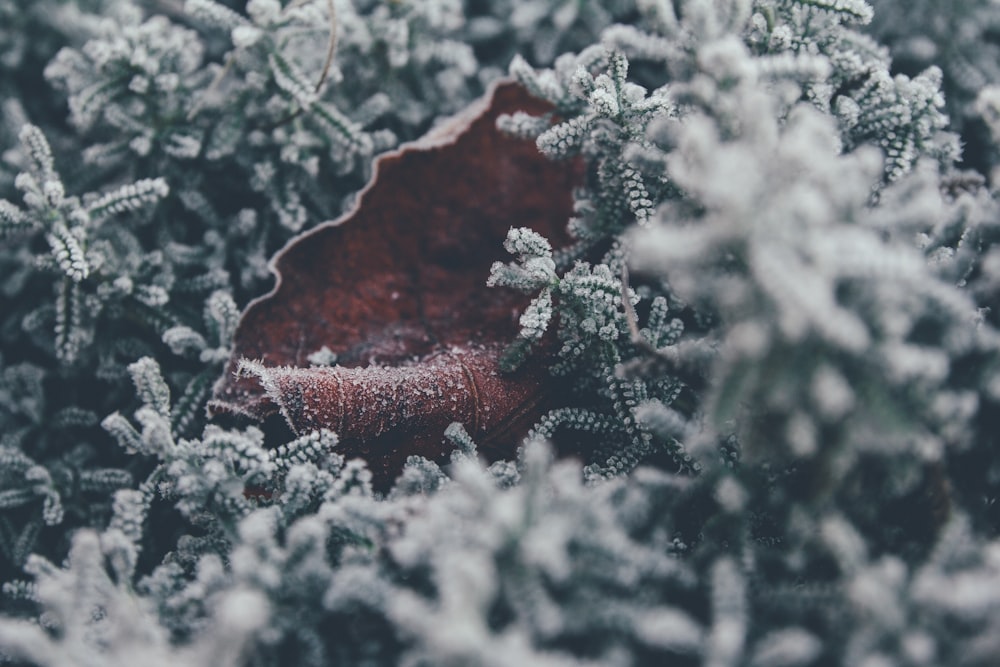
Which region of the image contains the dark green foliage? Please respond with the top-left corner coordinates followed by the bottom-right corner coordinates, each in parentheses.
top-left (2, 1), bottom-right (1000, 666)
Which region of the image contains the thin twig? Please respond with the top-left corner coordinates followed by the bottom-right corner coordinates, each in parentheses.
top-left (314, 0), bottom-right (338, 94)
top-left (268, 0), bottom-right (338, 130)
top-left (187, 54), bottom-right (235, 121)
top-left (620, 263), bottom-right (657, 355)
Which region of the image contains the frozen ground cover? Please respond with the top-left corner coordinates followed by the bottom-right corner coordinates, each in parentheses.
top-left (2, 0), bottom-right (1000, 665)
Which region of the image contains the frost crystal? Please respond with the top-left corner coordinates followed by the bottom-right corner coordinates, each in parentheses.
top-left (2, 1), bottom-right (1000, 666)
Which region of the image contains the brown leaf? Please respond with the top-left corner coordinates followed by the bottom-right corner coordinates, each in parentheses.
top-left (210, 80), bottom-right (584, 487)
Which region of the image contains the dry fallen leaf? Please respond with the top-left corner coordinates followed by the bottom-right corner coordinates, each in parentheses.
top-left (209, 80), bottom-right (584, 487)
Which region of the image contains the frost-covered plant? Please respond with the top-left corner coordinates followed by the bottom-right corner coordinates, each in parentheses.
top-left (1, 124), bottom-right (169, 364)
top-left (4, 0), bottom-right (1000, 666)
top-left (102, 356), bottom-right (345, 535)
top-left (632, 45), bottom-right (995, 483)
top-left (1, 441), bottom-right (710, 666)
top-left (867, 0), bottom-right (1000, 128)
top-left (0, 123), bottom-right (168, 570)
top-left (9, 437), bottom-right (1000, 667)
top-left (489, 0), bottom-right (978, 469)
top-left (0, 529), bottom-right (271, 667)
top-left (0, 0), bottom-right (569, 581)
top-left (469, 0), bottom-right (637, 67)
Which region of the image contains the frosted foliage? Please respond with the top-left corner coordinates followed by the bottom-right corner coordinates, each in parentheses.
top-left (380, 445), bottom-right (703, 665)
top-left (0, 530), bottom-right (270, 667)
top-left (46, 15), bottom-right (205, 142)
top-left (741, 1), bottom-right (956, 181)
top-left (31, 447), bottom-right (699, 667)
top-left (629, 43), bottom-right (988, 465)
top-left (3, 1), bottom-right (1000, 666)
top-left (488, 0), bottom-right (965, 473)
top-left (868, 0), bottom-right (1000, 124)
top-left (0, 124), bottom-right (169, 364)
top-left (648, 101), bottom-right (880, 351)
